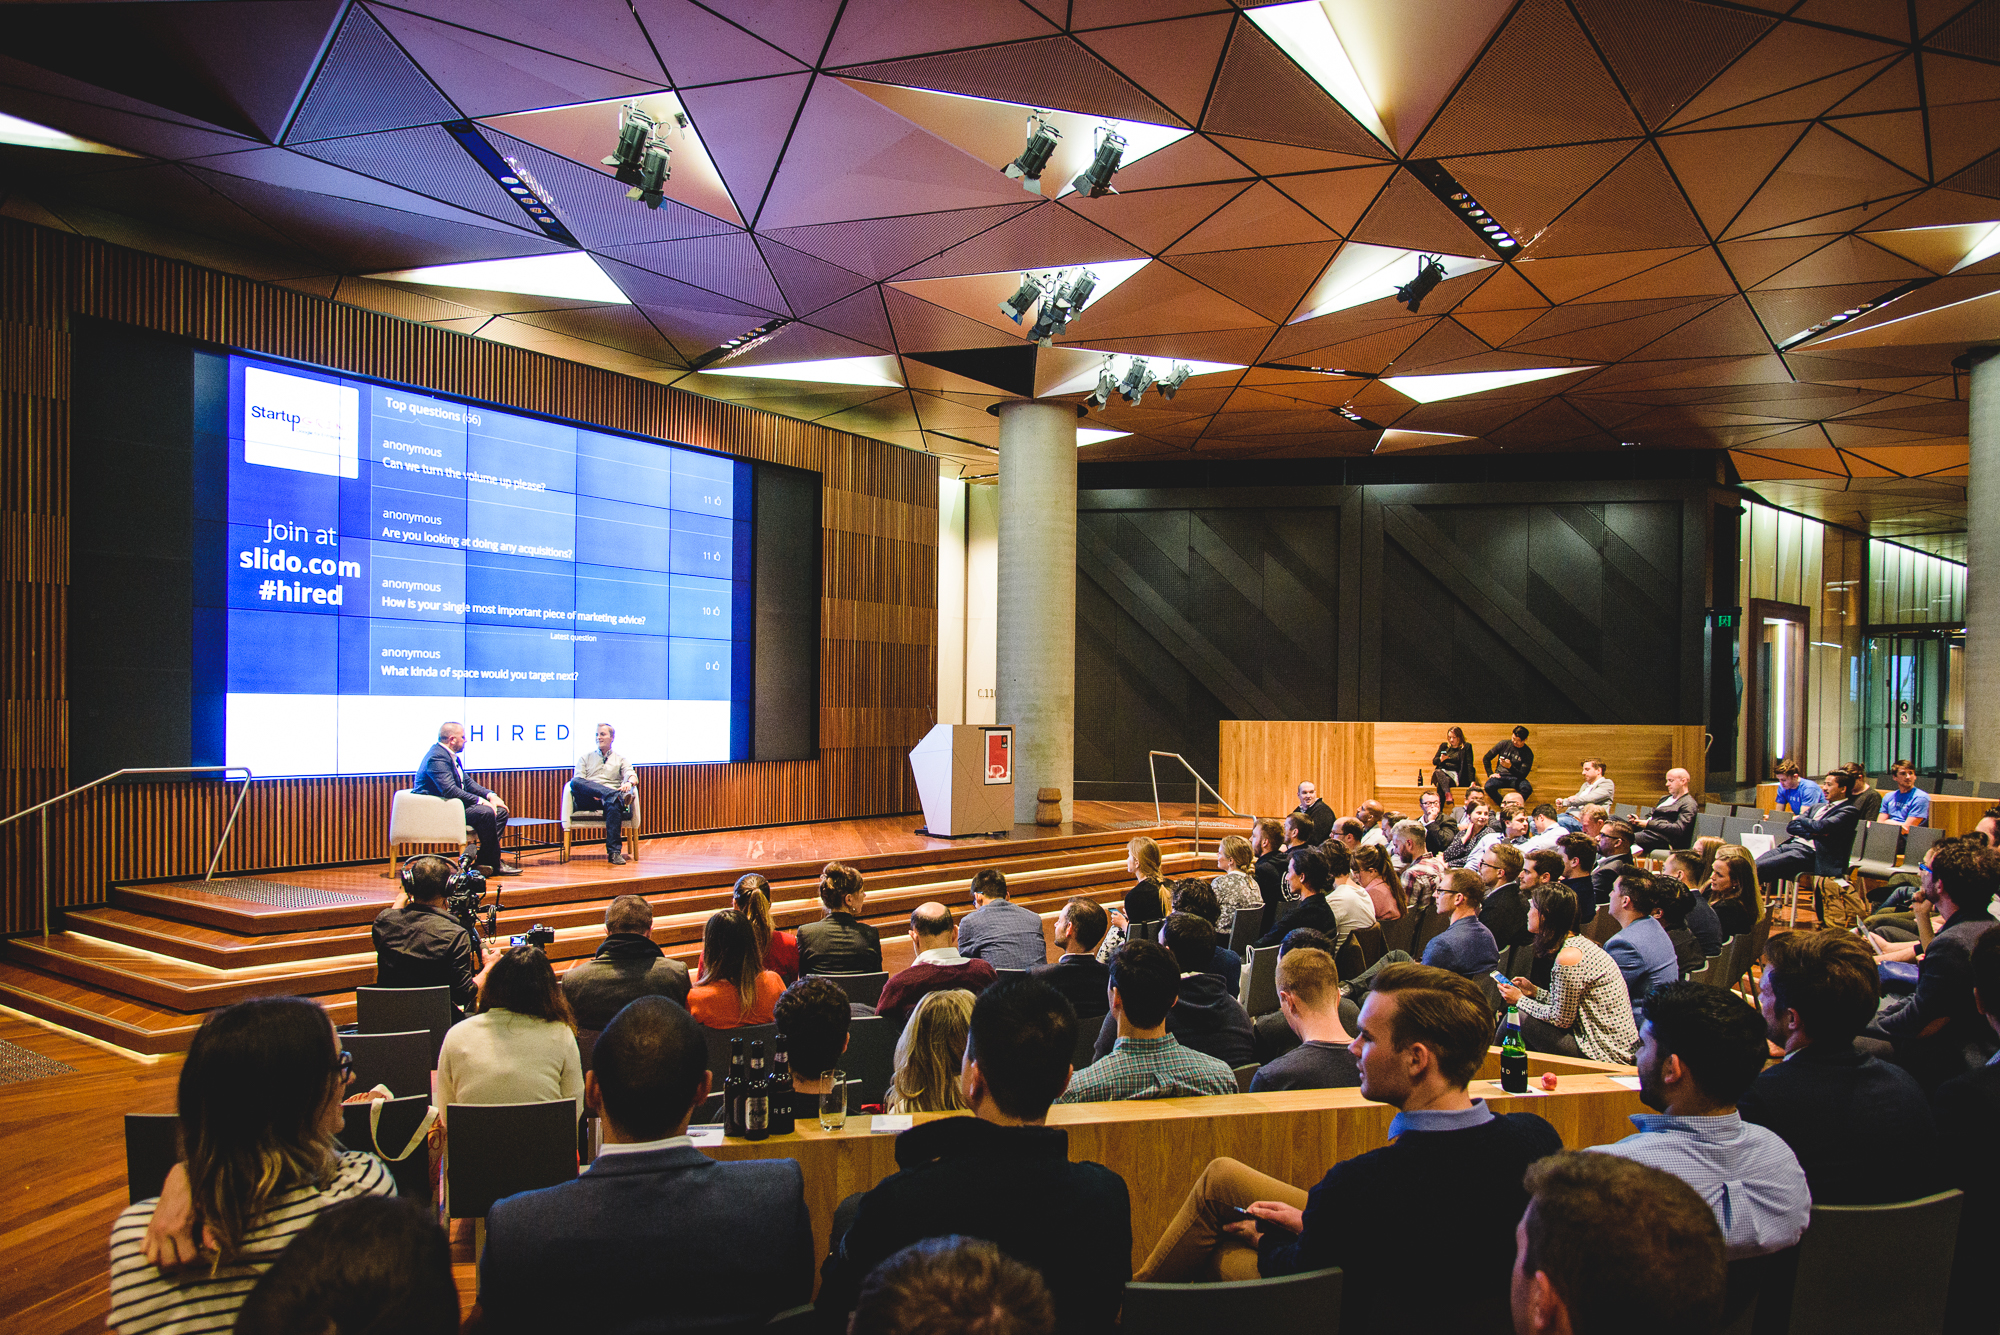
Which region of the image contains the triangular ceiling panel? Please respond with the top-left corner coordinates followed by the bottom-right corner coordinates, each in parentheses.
top-left (701, 0), bottom-right (845, 66)
top-left (1630, 297), bottom-right (1776, 359)
top-left (888, 271), bottom-right (1056, 338)
top-left (810, 286), bottom-right (898, 350)
top-left (593, 253), bottom-right (772, 317)
top-left (1658, 123), bottom-right (1811, 237)
top-left (824, 0), bottom-right (1057, 67)
top-left (1412, 0), bottom-right (1643, 157)
top-left (479, 97), bottom-right (743, 227)
top-left (766, 203), bottom-right (1032, 281)
top-left (289, 126), bottom-right (541, 229)
top-left (286, 6), bottom-right (460, 143)
top-left (1075, 14), bottom-right (1236, 126)
top-left (385, 0), bottom-right (665, 81)
top-left (1167, 181), bottom-right (1338, 253)
top-left (1441, 140), bottom-right (1637, 245)
top-left (1062, 262), bottom-right (1271, 338)
top-left (1108, 134), bottom-right (1258, 190)
top-left (1166, 243), bottom-right (1341, 323)
top-left (1347, 168), bottom-right (1497, 255)
top-left (1753, 234), bottom-right (1931, 289)
top-left (188, 145), bottom-right (529, 234)
top-left (898, 202), bottom-right (1143, 281)
top-left (1269, 165), bottom-right (1398, 237)
top-left (477, 127), bottom-right (741, 248)
top-left (0, 0), bottom-right (343, 141)
top-left (884, 285), bottom-right (1034, 352)
top-left (1572, 0), bottom-right (1776, 129)
top-left (676, 74), bottom-right (814, 227)
top-left (598, 233), bottom-right (785, 312)
top-left (1665, 23), bottom-right (1902, 130)
top-left (368, 7), bottom-right (658, 119)
top-left (838, 38), bottom-right (1178, 125)
top-left (1201, 20), bottom-right (1392, 158)
top-left (1828, 111), bottom-right (1930, 179)
top-left (756, 78), bottom-right (1038, 230)
top-left (1726, 124), bottom-right (1927, 239)
top-left (754, 238), bottom-right (878, 315)
top-left (1063, 181), bottom-right (1249, 254)
top-left (905, 345), bottom-right (1039, 397)
top-left (1829, 52), bottom-right (1921, 116)
top-left (1529, 145), bottom-right (1712, 257)
top-left (627, 0), bottom-right (808, 83)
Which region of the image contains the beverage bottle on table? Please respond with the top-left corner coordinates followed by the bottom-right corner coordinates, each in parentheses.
top-left (1500, 1005), bottom-right (1528, 1093)
top-left (766, 1043), bottom-right (795, 1136)
top-left (724, 1037), bottom-right (747, 1137)
top-left (744, 1041), bottom-right (770, 1141)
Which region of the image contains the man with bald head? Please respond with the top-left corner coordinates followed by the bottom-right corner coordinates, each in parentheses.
top-left (1632, 769), bottom-right (1699, 853)
top-left (414, 720), bottom-right (515, 875)
top-left (873, 901), bottom-right (998, 1028)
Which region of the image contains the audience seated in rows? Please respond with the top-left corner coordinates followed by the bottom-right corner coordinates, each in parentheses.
top-left (1935, 928), bottom-right (2000, 1333)
top-left (1254, 846), bottom-right (1347, 949)
top-left (1499, 886), bottom-right (1640, 1063)
top-left (688, 909), bottom-right (786, 1029)
top-left (1058, 941), bottom-right (1237, 1103)
top-left (1590, 822), bottom-right (1638, 924)
top-left (561, 893), bottom-right (690, 1030)
top-left (1092, 913), bottom-right (1254, 1068)
top-left (1250, 817), bottom-right (1292, 931)
top-left (819, 978), bottom-right (1133, 1334)
top-left (849, 1237), bottom-right (1054, 1335)
top-left (1663, 853), bottom-right (1726, 959)
top-left (1341, 868), bottom-right (1499, 1002)
top-left (1251, 929), bottom-right (1355, 1064)
top-left (732, 873), bottom-right (800, 982)
top-left (114, 998), bottom-right (398, 1335)
top-left (1880, 759), bottom-right (1931, 832)
top-left (1511, 1152), bottom-right (1725, 1335)
top-left (477, 996), bottom-right (813, 1333)
top-left (1484, 725), bottom-right (1537, 803)
top-left (1558, 831), bottom-right (1599, 924)
top-left (1604, 872), bottom-right (1680, 1003)
top-left (439, 944), bottom-right (584, 1120)
top-left (956, 868), bottom-right (1049, 971)
top-left (1168, 880), bottom-right (1241, 994)
top-left (1121, 836), bottom-right (1171, 925)
top-left (1737, 929), bottom-right (1942, 1205)
top-left (1551, 757), bottom-right (1616, 822)
top-left (797, 862), bottom-right (882, 977)
top-left (1139, 963), bottom-right (1563, 1332)
top-left (1770, 758), bottom-right (1823, 813)
top-left (1754, 768), bottom-right (1863, 912)
top-left (875, 903), bottom-right (997, 1029)
top-left (1029, 897), bottom-right (1110, 1019)
top-left (1290, 781), bottom-right (1336, 846)
top-left (1868, 835), bottom-right (2000, 1090)
top-left (235, 1196), bottom-right (457, 1335)
top-left (1208, 834), bottom-right (1265, 932)
top-left (774, 976), bottom-right (852, 1119)
top-left (1590, 982), bottom-right (1809, 1260)
top-left (1704, 845), bottom-right (1764, 938)
top-left (887, 989), bottom-right (975, 1114)
top-left (1249, 947), bottom-right (1359, 1091)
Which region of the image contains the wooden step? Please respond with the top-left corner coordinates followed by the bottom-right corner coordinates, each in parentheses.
top-left (109, 826), bottom-right (1180, 935)
top-left (0, 958), bottom-right (356, 1055)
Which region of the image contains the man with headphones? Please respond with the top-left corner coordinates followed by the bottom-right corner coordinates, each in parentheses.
top-left (372, 853), bottom-right (489, 1015)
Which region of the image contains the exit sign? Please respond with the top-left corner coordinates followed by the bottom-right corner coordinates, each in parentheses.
top-left (1710, 607), bottom-right (1741, 629)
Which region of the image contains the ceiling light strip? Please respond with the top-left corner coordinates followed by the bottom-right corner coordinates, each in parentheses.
top-left (689, 317), bottom-right (796, 371)
top-left (1404, 160), bottom-right (1521, 258)
top-left (1777, 278), bottom-right (1939, 351)
top-left (442, 121), bottom-right (582, 248)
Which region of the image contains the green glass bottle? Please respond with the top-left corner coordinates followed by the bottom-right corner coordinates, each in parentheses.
top-left (1500, 1005), bottom-right (1529, 1093)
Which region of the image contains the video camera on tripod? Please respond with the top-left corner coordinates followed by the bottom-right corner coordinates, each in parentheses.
top-left (441, 852), bottom-right (499, 947)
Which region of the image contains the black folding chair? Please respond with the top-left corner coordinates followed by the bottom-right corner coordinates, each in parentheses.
top-left (354, 986), bottom-right (455, 1066)
top-left (445, 1099), bottom-right (579, 1257)
top-left (1122, 1266), bottom-right (1344, 1335)
top-left (340, 1029), bottom-right (431, 1100)
top-left (843, 1014), bottom-right (898, 1108)
top-left (124, 1113), bottom-right (179, 1205)
top-left (811, 971), bottom-right (889, 1008)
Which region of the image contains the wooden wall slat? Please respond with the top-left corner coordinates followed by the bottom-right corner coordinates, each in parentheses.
top-left (0, 219), bottom-right (937, 932)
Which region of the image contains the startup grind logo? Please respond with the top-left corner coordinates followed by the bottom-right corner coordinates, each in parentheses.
top-left (242, 365), bottom-right (360, 479)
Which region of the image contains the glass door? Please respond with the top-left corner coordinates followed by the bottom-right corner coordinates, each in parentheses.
top-left (1863, 631), bottom-right (1963, 775)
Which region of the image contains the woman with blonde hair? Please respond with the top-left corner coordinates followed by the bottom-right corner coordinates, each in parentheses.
top-left (1122, 836), bottom-right (1169, 923)
top-left (111, 998), bottom-right (396, 1334)
top-left (687, 910), bottom-right (786, 1029)
top-left (1210, 835), bottom-right (1263, 932)
top-left (1350, 844), bottom-right (1406, 921)
top-left (886, 988), bottom-right (975, 1114)
top-left (1705, 844), bottom-right (1765, 937)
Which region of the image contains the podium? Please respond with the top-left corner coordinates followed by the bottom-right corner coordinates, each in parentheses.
top-left (909, 724), bottom-right (1014, 837)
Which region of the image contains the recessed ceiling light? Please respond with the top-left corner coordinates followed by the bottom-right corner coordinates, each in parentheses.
top-left (0, 111), bottom-right (140, 156)
top-left (369, 252), bottom-right (630, 304)
top-left (1381, 366), bottom-right (1593, 402)
top-left (702, 356), bottom-right (903, 388)
top-left (1077, 427), bottom-right (1129, 446)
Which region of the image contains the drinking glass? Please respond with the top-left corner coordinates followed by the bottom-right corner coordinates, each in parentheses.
top-left (818, 1071), bottom-right (847, 1132)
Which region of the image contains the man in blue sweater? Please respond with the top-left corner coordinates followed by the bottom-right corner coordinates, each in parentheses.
top-left (1604, 871), bottom-right (1681, 1002)
top-left (1137, 963), bottom-right (1562, 1332)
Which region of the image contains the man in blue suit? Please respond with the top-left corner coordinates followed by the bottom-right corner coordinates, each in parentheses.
top-left (476, 996), bottom-right (814, 1332)
top-left (1604, 871), bottom-right (1682, 1002)
top-left (413, 721), bottom-right (517, 875)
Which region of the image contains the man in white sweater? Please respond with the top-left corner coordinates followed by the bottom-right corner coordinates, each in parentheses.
top-left (1555, 758), bottom-right (1616, 830)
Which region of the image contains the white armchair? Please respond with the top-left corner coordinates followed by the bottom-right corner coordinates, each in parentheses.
top-left (561, 783), bottom-right (641, 863)
top-left (388, 790), bottom-right (471, 871)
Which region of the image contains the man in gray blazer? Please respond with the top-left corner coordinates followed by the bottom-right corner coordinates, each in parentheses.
top-left (476, 997), bottom-right (814, 1332)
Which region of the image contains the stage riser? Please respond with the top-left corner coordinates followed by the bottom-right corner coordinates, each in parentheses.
top-left (107, 828), bottom-right (1186, 936)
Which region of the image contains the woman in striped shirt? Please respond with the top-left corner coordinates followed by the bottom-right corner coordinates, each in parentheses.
top-left (109, 997), bottom-right (394, 1335)
top-left (1497, 884), bottom-right (1640, 1065)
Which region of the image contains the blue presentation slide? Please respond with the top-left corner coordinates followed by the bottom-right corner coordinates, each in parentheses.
top-left (210, 354), bottom-right (752, 777)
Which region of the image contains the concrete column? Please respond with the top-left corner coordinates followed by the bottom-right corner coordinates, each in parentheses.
top-left (995, 401), bottom-right (1077, 824)
top-left (1968, 348), bottom-right (2000, 780)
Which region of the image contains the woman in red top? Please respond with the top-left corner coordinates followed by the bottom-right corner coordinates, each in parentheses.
top-left (733, 873), bottom-right (799, 982)
top-left (686, 910), bottom-right (785, 1029)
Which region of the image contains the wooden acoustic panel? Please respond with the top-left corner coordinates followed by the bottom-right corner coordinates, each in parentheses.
top-left (0, 218), bottom-right (938, 934)
top-left (1220, 720), bottom-right (1710, 822)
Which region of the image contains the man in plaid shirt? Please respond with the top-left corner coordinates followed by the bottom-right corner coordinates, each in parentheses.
top-left (1057, 940), bottom-right (1237, 1103)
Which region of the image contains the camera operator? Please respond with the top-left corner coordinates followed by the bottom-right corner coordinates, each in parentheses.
top-left (373, 854), bottom-right (490, 1016)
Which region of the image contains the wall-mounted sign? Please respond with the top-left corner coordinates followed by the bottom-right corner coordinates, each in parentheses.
top-left (983, 728), bottom-right (1012, 784)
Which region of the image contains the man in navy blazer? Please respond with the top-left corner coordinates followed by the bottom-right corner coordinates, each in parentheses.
top-left (413, 721), bottom-right (517, 875)
top-left (1604, 871), bottom-right (1681, 1002)
top-left (476, 997), bottom-right (814, 1332)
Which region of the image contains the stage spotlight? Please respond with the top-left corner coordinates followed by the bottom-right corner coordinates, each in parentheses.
top-left (1070, 125), bottom-right (1127, 198)
top-left (1117, 356), bottom-right (1155, 406)
top-left (998, 271), bottom-right (1046, 324)
top-left (1029, 268), bottom-right (1097, 346)
top-left (1155, 362), bottom-right (1193, 400)
top-left (602, 104), bottom-right (656, 185)
top-left (1002, 112), bottom-right (1062, 194)
top-left (1084, 360), bottom-right (1117, 410)
top-left (626, 138), bottom-right (673, 208)
top-left (1394, 255), bottom-right (1446, 313)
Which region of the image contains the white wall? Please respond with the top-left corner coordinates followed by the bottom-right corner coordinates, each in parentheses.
top-left (936, 476), bottom-right (967, 725)
top-left (965, 482), bottom-right (998, 725)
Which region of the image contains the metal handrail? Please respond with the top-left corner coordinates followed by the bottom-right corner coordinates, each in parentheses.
top-left (0, 766), bottom-right (254, 936)
top-left (1146, 751), bottom-right (1242, 854)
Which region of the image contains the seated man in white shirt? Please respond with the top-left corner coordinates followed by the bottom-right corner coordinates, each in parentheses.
top-left (572, 723), bottom-right (638, 865)
top-left (1520, 805), bottom-right (1566, 854)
